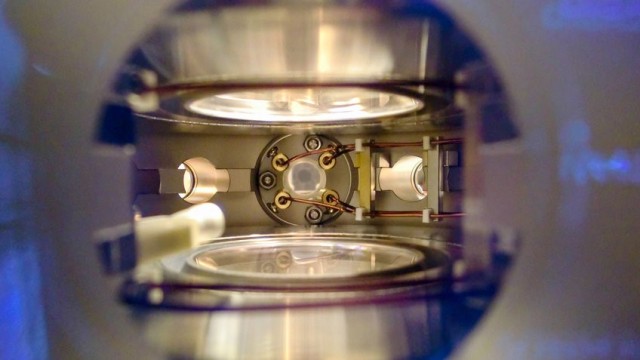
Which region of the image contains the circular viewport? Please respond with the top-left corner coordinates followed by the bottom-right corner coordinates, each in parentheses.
top-left (186, 87), bottom-right (423, 122)
top-left (187, 238), bottom-right (440, 281)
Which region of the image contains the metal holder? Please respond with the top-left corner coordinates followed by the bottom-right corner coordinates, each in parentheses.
top-left (255, 135), bottom-right (357, 225)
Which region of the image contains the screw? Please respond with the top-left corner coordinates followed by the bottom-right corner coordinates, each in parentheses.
top-left (261, 262), bottom-right (276, 273)
top-left (304, 136), bottom-right (322, 151)
top-left (305, 206), bottom-right (323, 224)
top-left (259, 171), bottom-right (276, 190)
top-left (267, 147), bottom-right (278, 158)
top-left (309, 209), bottom-right (321, 220)
top-left (275, 251), bottom-right (293, 268)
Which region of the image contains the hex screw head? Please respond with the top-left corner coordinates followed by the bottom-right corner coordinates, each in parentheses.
top-left (305, 206), bottom-right (324, 224)
top-left (259, 171), bottom-right (277, 190)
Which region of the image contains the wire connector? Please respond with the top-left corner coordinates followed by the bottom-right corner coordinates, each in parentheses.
top-left (423, 136), bottom-right (433, 150)
top-left (422, 209), bottom-right (434, 223)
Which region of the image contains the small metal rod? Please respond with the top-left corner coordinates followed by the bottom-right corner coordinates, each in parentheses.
top-left (368, 141), bottom-right (423, 148)
top-left (283, 137), bottom-right (463, 166)
top-left (368, 211), bottom-right (423, 218)
top-left (327, 145), bottom-right (356, 161)
top-left (430, 212), bottom-right (466, 219)
top-left (284, 196), bottom-right (353, 213)
top-left (284, 148), bottom-right (331, 164)
top-left (430, 138), bottom-right (463, 145)
top-left (284, 144), bottom-right (356, 165)
top-left (366, 138), bottom-right (464, 148)
top-left (330, 196), bottom-right (356, 213)
top-left (365, 211), bottom-right (466, 219)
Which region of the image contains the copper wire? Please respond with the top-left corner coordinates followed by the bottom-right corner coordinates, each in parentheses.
top-left (282, 138), bottom-right (463, 166)
top-left (284, 145), bottom-right (355, 165)
top-left (431, 212), bottom-right (466, 219)
top-left (284, 196), bottom-right (354, 213)
top-left (430, 138), bottom-right (463, 145)
top-left (369, 211), bottom-right (423, 218)
top-left (284, 148), bottom-right (331, 164)
top-left (368, 141), bottom-right (423, 148)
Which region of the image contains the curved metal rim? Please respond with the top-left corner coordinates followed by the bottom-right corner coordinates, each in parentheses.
top-left (169, 233), bottom-right (452, 288)
top-left (184, 87), bottom-right (425, 122)
top-left (137, 79), bottom-right (455, 128)
top-left (187, 238), bottom-right (428, 280)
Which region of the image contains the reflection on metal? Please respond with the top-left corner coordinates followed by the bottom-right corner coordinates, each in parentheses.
top-left (423, 136), bottom-right (442, 219)
top-left (122, 231), bottom-right (457, 308)
top-left (140, 7), bottom-right (430, 83)
top-left (133, 295), bottom-right (485, 360)
top-left (178, 157), bottom-right (230, 204)
top-left (187, 87), bottom-right (423, 122)
top-left (124, 5), bottom-right (456, 129)
top-left (378, 155), bottom-right (427, 202)
top-left (189, 239), bottom-right (425, 280)
top-left (356, 139), bottom-right (373, 212)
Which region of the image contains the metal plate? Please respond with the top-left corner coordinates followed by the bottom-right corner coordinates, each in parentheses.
top-left (255, 135), bottom-right (356, 225)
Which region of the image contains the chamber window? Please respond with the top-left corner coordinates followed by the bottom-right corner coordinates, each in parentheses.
top-left (186, 87), bottom-right (423, 122)
top-left (283, 158), bottom-right (327, 199)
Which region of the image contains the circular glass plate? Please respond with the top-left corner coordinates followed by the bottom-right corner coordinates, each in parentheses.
top-left (188, 239), bottom-right (427, 280)
top-left (186, 87), bottom-right (423, 122)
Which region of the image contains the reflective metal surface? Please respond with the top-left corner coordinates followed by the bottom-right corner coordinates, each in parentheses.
top-left (128, 4), bottom-right (453, 129)
top-left (189, 239), bottom-right (426, 280)
top-left (186, 87), bottom-right (423, 122)
top-left (132, 297), bottom-right (482, 360)
top-left (161, 231), bottom-right (454, 284)
top-left (378, 155), bottom-right (428, 202)
top-left (140, 6), bottom-right (434, 82)
top-left (125, 229), bottom-right (487, 359)
top-left (11, 0), bottom-right (640, 358)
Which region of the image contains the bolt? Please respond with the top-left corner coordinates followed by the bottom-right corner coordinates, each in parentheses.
top-left (275, 251), bottom-right (292, 268)
top-left (259, 171), bottom-right (276, 190)
top-left (305, 206), bottom-right (323, 224)
top-left (304, 136), bottom-right (322, 151)
top-left (309, 209), bottom-right (321, 220)
top-left (267, 147), bottom-right (278, 158)
top-left (261, 262), bottom-right (276, 273)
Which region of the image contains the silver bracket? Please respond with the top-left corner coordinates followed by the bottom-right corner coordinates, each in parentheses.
top-left (423, 136), bottom-right (442, 221)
